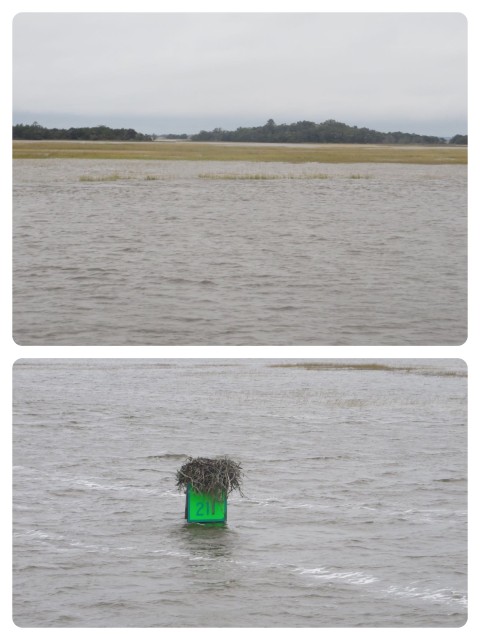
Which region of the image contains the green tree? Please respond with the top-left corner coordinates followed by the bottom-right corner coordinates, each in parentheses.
top-left (449, 134), bottom-right (467, 145)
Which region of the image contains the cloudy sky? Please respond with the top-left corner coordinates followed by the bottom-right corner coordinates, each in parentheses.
top-left (12, 12), bottom-right (467, 136)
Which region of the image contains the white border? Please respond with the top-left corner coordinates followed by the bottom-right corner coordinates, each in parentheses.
top-left (3, 2), bottom-right (478, 639)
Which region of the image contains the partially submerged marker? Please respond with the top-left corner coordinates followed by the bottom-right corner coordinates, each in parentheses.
top-left (176, 456), bottom-right (243, 524)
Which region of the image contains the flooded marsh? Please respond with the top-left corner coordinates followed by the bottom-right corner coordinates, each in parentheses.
top-left (13, 158), bottom-right (467, 345)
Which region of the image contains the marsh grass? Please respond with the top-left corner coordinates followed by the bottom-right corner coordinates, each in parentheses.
top-left (79, 173), bottom-right (130, 182)
top-left (198, 172), bottom-right (279, 180)
top-left (347, 173), bottom-right (372, 179)
top-left (79, 173), bottom-right (167, 182)
top-left (197, 172), bottom-right (330, 180)
top-left (272, 362), bottom-right (409, 372)
top-left (13, 140), bottom-right (467, 164)
top-left (270, 362), bottom-right (465, 377)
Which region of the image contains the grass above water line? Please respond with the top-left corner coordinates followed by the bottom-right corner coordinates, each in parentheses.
top-left (77, 171), bottom-right (368, 181)
top-left (79, 173), bottom-right (128, 182)
top-left (197, 172), bottom-right (330, 180)
top-left (13, 140), bottom-right (467, 164)
top-left (270, 362), bottom-right (465, 376)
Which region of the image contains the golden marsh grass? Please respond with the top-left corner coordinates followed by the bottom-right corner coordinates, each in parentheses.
top-left (13, 140), bottom-right (467, 164)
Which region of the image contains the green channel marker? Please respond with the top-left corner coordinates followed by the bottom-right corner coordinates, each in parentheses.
top-left (186, 484), bottom-right (227, 524)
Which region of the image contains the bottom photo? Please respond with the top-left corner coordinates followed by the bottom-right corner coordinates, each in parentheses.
top-left (12, 359), bottom-right (467, 627)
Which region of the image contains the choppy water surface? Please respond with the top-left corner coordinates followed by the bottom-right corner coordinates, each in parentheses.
top-left (13, 159), bottom-right (467, 345)
top-left (13, 359), bottom-right (467, 627)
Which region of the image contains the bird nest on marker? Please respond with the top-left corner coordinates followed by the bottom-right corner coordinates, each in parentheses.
top-left (176, 456), bottom-right (244, 499)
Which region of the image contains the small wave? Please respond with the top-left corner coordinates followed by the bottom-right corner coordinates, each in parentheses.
top-left (384, 584), bottom-right (467, 608)
top-left (254, 454), bottom-right (350, 464)
top-left (297, 565), bottom-right (467, 610)
top-left (145, 453), bottom-right (187, 460)
top-left (151, 548), bottom-right (190, 559)
top-left (159, 489), bottom-right (183, 498)
top-left (297, 566), bottom-right (379, 585)
top-left (73, 479), bottom-right (157, 495)
top-left (166, 277), bottom-right (196, 285)
top-left (74, 479), bottom-right (119, 491)
top-left (244, 496), bottom-right (283, 507)
top-left (280, 503), bottom-right (315, 510)
top-left (14, 528), bottom-right (64, 542)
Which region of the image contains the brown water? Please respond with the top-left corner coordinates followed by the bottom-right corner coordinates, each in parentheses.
top-left (13, 160), bottom-right (467, 345)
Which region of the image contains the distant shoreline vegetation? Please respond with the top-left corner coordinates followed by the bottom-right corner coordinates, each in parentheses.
top-left (12, 122), bottom-right (153, 142)
top-left (191, 119), bottom-right (467, 145)
top-left (12, 119), bottom-right (467, 145)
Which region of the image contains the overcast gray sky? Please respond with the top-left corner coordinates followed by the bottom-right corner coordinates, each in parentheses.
top-left (12, 12), bottom-right (467, 136)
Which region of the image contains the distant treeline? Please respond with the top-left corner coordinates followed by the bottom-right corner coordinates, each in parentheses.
top-left (12, 122), bottom-right (153, 142)
top-left (13, 119), bottom-right (468, 145)
top-left (191, 119), bottom-right (467, 145)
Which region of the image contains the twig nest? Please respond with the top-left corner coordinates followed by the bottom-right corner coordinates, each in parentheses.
top-left (176, 456), bottom-right (243, 499)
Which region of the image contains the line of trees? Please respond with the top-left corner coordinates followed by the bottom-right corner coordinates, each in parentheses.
top-left (449, 134), bottom-right (468, 145)
top-left (13, 119), bottom-right (468, 145)
top-left (191, 119), bottom-right (467, 145)
top-left (12, 122), bottom-right (153, 142)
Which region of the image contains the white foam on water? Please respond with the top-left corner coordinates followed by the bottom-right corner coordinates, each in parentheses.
top-left (15, 528), bottom-right (65, 542)
top-left (74, 478), bottom-right (159, 495)
top-left (297, 565), bottom-right (467, 610)
top-left (384, 583), bottom-right (468, 608)
top-left (297, 566), bottom-right (379, 585)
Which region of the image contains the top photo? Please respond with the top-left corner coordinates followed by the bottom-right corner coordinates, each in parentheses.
top-left (12, 12), bottom-right (467, 345)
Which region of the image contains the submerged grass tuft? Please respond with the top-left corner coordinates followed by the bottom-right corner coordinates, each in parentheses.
top-left (79, 173), bottom-right (130, 182)
top-left (80, 173), bottom-right (166, 182)
top-left (198, 172), bottom-right (330, 180)
top-left (198, 172), bottom-right (279, 180)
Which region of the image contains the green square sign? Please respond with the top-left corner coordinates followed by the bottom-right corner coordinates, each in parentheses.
top-left (186, 485), bottom-right (227, 523)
